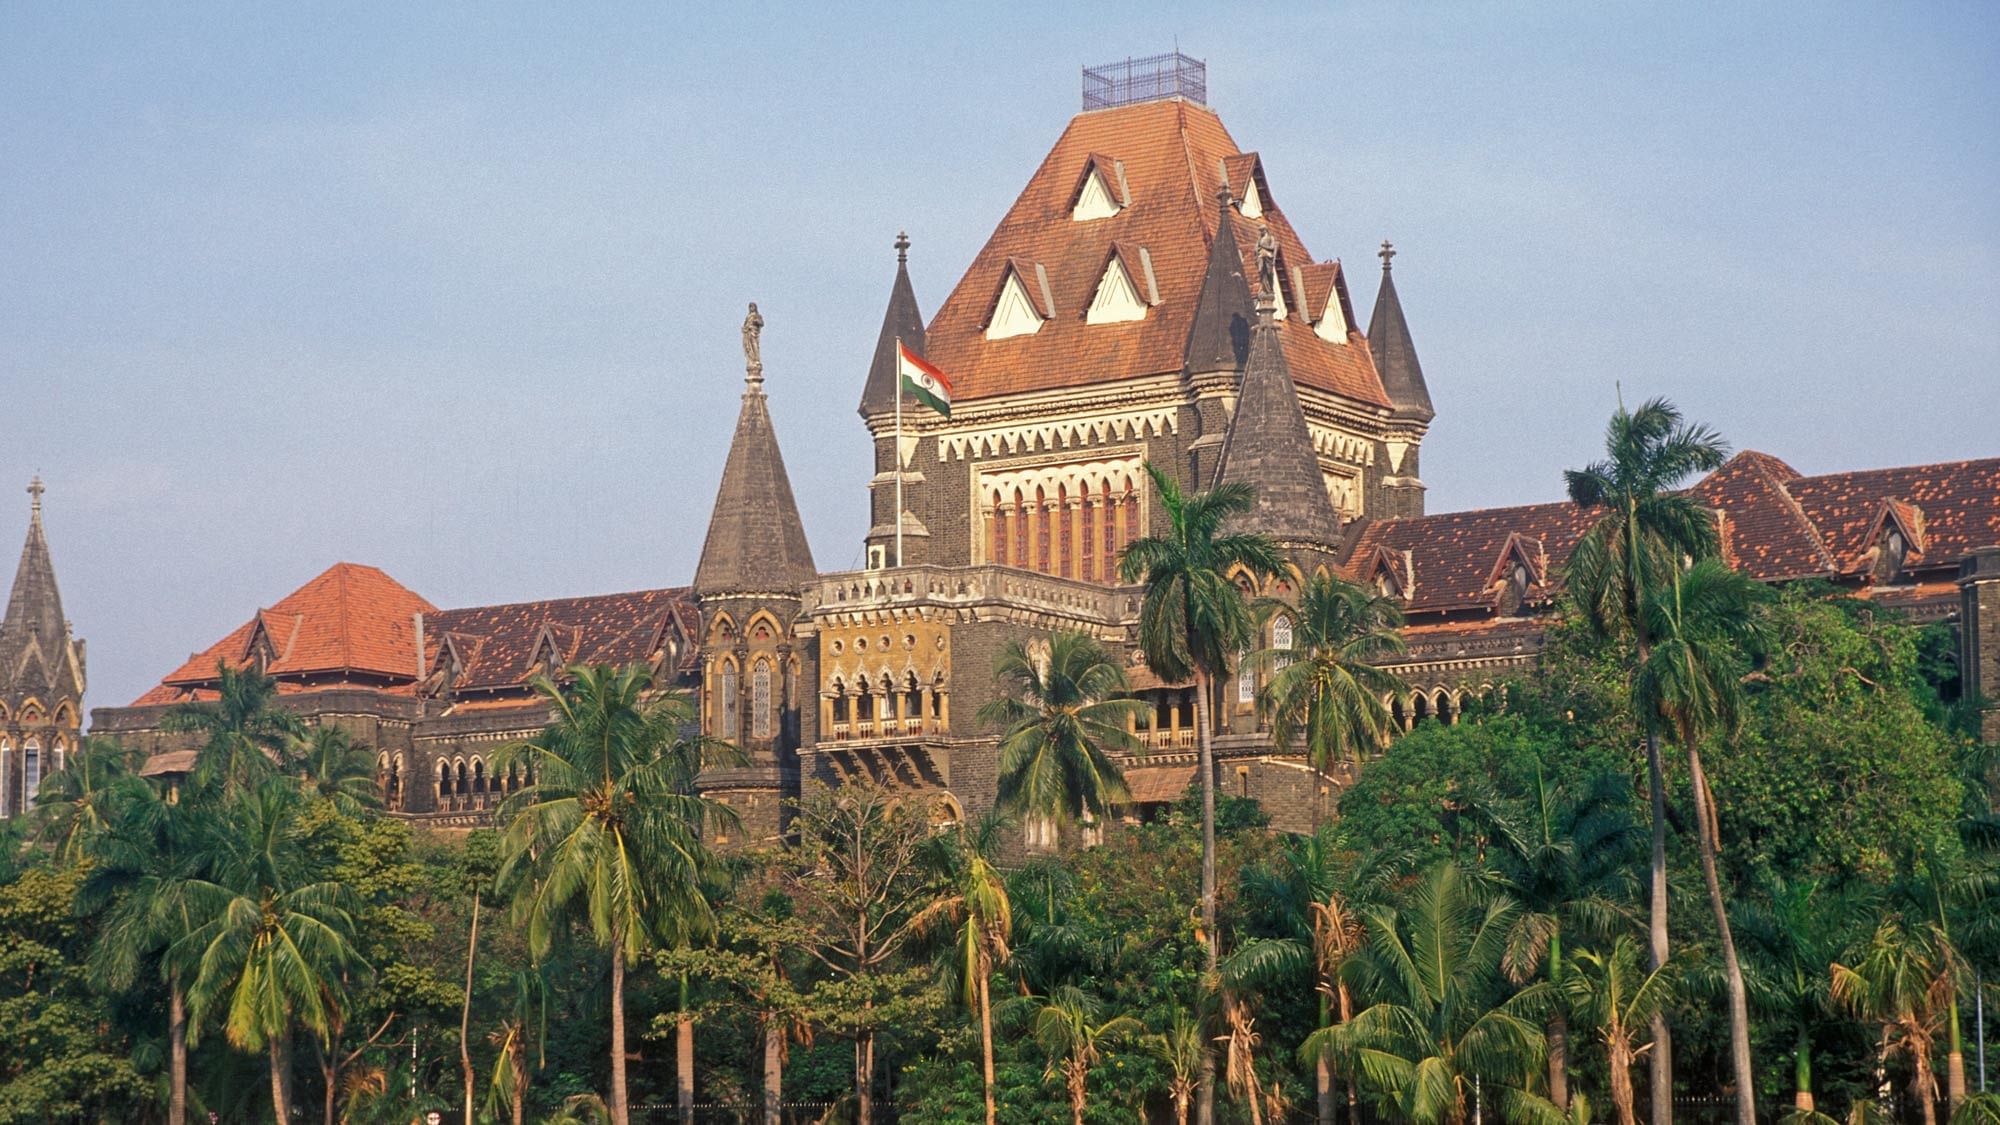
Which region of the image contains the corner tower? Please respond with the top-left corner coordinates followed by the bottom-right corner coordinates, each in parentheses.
top-left (1367, 241), bottom-right (1435, 520)
top-left (692, 306), bottom-right (818, 845)
top-left (859, 233), bottom-right (931, 569)
top-left (1, 478), bottom-right (86, 819)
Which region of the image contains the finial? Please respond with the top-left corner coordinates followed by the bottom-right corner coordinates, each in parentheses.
top-left (1216, 182), bottom-right (1234, 211)
top-left (894, 230), bottom-right (910, 265)
top-left (1379, 240), bottom-right (1396, 271)
top-left (741, 302), bottom-right (765, 390)
top-left (26, 475), bottom-right (44, 517)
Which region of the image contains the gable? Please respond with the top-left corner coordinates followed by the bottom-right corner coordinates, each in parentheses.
top-left (986, 265), bottom-right (1050, 340)
top-left (1071, 160), bottom-right (1126, 221)
top-left (1086, 251), bottom-right (1148, 324)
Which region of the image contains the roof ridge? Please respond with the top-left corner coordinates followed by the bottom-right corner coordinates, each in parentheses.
top-left (1753, 458), bottom-right (1839, 574)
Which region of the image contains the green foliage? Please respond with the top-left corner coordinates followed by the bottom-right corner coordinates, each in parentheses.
top-left (978, 631), bottom-right (1145, 828)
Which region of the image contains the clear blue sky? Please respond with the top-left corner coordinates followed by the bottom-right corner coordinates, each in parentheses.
top-left (3, 3), bottom-right (1994, 712)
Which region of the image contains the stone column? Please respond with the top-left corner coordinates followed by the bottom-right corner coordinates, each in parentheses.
top-left (1959, 549), bottom-right (2000, 743)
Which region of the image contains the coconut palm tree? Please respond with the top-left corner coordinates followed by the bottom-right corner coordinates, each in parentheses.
top-left (1637, 558), bottom-right (1767, 1118)
top-left (163, 662), bottom-right (308, 797)
top-left (289, 725), bottom-right (381, 814)
top-left (1486, 767), bottom-right (1643, 1111)
top-left (1302, 863), bottom-right (1555, 1125)
top-left (1740, 877), bottom-right (1867, 1117)
top-left (1149, 1009), bottom-right (1204, 1125)
top-left (1833, 915), bottom-right (1960, 1125)
top-left (978, 630), bottom-right (1146, 837)
top-left (493, 663), bottom-right (736, 1125)
top-left (1565, 395), bottom-right (1728, 1125)
top-left (32, 734), bottom-right (146, 864)
top-left (1889, 849), bottom-right (1996, 1115)
top-left (1032, 985), bottom-right (1143, 1125)
top-left (84, 778), bottom-right (217, 1125)
top-left (1568, 937), bottom-right (1677, 1125)
top-left (916, 813), bottom-right (1014, 1125)
top-left (176, 779), bottom-right (368, 1124)
top-left (1255, 574), bottom-right (1406, 798)
top-left (1120, 462), bottom-right (1285, 1125)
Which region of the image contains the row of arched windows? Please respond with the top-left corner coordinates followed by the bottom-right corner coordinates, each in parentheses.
top-left (985, 478), bottom-right (1140, 583)
top-left (825, 670), bottom-right (947, 740)
top-left (434, 755), bottom-right (533, 810)
top-left (715, 656), bottom-right (789, 742)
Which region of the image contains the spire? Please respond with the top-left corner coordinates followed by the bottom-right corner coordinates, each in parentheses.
top-left (1368, 240), bottom-right (1435, 422)
top-left (1184, 186), bottom-right (1255, 374)
top-left (695, 311), bottom-right (818, 599)
top-left (2, 476), bottom-right (67, 648)
top-left (859, 231), bottom-right (927, 418)
top-left (1213, 285), bottom-right (1344, 547)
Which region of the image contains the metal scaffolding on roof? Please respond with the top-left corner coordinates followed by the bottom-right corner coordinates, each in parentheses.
top-left (1082, 52), bottom-right (1207, 111)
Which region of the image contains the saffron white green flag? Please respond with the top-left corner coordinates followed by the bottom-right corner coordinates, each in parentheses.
top-left (897, 341), bottom-right (952, 418)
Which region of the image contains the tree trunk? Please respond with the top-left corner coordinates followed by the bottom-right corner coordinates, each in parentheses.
top-left (1069, 1067), bottom-right (1087, 1125)
top-left (1175, 1091), bottom-right (1191, 1125)
top-left (270, 1038), bottom-right (290, 1125)
top-left (979, 970), bottom-right (997, 1125)
top-left (1609, 1040), bottom-right (1636, 1125)
top-left (324, 1057), bottom-right (338, 1125)
top-left (1548, 1010), bottom-right (1570, 1112)
top-left (609, 941), bottom-right (630, 1125)
top-left (1643, 727), bottom-right (1673, 1125)
top-left (1914, 1043), bottom-right (1938, 1125)
top-left (763, 1016), bottom-right (783, 1125)
top-left (856, 1028), bottom-right (875, 1125)
top-left (1687, 748), bottom-right (1754, 1125)
top-left (677, 1014), bottom-right (695, 1123)
top-left (1794, 1026), bottom-right (1814, 1113)
top-left (1194, 668), bottom-right (1217, 1125)
top-left (1316, 1057), bottom-right (1334, 1125)
top-left (1947, 992), bottom-right (1967, 1112)
top-left (461, 887), bottom-right (481, 1125)
top-left (512, 1042), bottom-right (526, 1125)
top-left (169, 984), bottom-right (187, 1125)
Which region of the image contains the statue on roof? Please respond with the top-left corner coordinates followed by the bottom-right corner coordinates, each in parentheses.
top-left (741, 302), bottom-right (765, 386)
top-left (1255, 225), bottom-right (1279, 312)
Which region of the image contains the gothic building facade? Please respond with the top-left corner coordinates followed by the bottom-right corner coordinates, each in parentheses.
top-left (0, 480), bottom-right (87, 820)
top-left (73, 67), bottom-right (2000, 840)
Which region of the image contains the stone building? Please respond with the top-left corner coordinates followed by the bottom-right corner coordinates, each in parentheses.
top-left (73, 57), bottom-right (2000, 840)
top-left (0, 479), bottom-right (87, 820)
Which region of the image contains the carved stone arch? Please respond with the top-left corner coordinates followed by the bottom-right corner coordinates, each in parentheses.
top-left (705, 611), bottom-right (739, 644)
top-left (0, 700), bottom-right (10, 723)
top-left (17, 698), bottom-right (44, 725)
top-left (1434, 689), bottom-right (1456, 726)
top-left (52, 701), bottom-right (79, 729)
top-left (744, 609), bottom-right (784, 643)
top-left (1389, 694), bottom-right (1408, 730)
top-left (1413, 692), bottom-right (1432, 724)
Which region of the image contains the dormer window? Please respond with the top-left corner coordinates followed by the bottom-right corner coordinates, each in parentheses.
top-left (1070, 155), bottom-right (1128, 221)
top-left (1239, 176), bottom-right (1265, 219)
top-left (1086, 245), bottom-right (1158, 325)
top-left (985, 260), bottom-right (1053, 340)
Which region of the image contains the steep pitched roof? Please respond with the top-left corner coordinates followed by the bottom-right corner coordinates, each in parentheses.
top-left (147, 563), bottom-right (437, 700)
top-left (1184, 186), bottom-right (1254, 373)
top-left (424, 588), bottom-right (697, 692)
top-left (922, 98), bottom-right (1390, 407)
top-left (859, 234), bottom-right (928, 418)
top-left (1688, 450), bottom-right (1835, 578)
top-left (1343, 501), bottom-right (1598, 614)
top-left (693, 375), bottom-right (817, 598)
top-left (1784, 458), bottom-right (2000, 574)
top-left (1367, 245), bottom-right (1434, 421)
top-left (1213, 303), bottom-right (1343, 546)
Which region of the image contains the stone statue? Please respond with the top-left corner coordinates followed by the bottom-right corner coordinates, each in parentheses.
top-left (1255, 225), bottom-right (1278, 298)
top-left (741, 302), bottom-right (764, 383)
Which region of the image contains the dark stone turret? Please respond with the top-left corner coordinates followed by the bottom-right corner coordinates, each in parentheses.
top-left (693, 323), bottom-right (817, 599)
top-left (1184, 187), bottom-right (1256, 376)
top-left (859, 232), bottom-right (928, 420)
top-left (1213, 271), bottom-right (1343, 552)
top-left (1, 477), bottom-right (86, 819)
top-left (1368, 241), bottom-right (1434, 422)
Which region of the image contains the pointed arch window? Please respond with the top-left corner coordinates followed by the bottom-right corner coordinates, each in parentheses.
top-left (752, 660), bottom-right (773, 740)
top-left (22, 740), bottom-right (41, 806)
top-left (0, 740), bottom-right (10, 818)
top-left (1273, 615), bottom-right (1294, 653)
top-left (1236, 651), bottom-right (1255, 705)
top-left (720, 662), bottom-right (740, 740)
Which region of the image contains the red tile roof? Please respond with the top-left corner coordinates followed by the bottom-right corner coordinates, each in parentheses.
top-left (426, 588), bottom-right (697, 692)
top-left (923, 98), bottom-right (1390, 407)
top-left (1785, 459), bottom-right (2000, 575)
top-left (1343, 501), bottom-right (1598, 615)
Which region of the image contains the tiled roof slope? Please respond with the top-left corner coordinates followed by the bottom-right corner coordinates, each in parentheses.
top-left (148, 563), bottom-right (437, 700)
top-left (426, 588), bottom-right (697, 692)
top-left (1784, 458), bottom-right (2000, 573)
top-left (1688, 451), bottom-right (1834, 578)
top-left (1344, 502), bottom-right (1598, 614)
top-left (923, 98), bottom-right (1390, 407)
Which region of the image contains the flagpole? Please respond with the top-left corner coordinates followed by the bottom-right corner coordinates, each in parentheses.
top-left (894, 335), bottom-right (905, 568)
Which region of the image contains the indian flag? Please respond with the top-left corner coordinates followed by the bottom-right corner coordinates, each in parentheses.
top-left (898, 341), bottom-right (952, 418)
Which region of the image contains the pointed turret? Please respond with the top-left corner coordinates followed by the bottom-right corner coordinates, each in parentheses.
top-left (1184, 187), bottom-right (1256, 375)
top-left (694, 308), bottom-right (818, 599)
top-left (1, 478), bottom-right (67, 653)
top-left (1213, 262), bottom-right (1343, 548)
top-left (1367, 241), bottom-right (1434, 422)
top-left (859, 232), bottom-right (928, 419)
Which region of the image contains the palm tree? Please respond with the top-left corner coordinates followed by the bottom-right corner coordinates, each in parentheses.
top-left (1740, 877), bottom-right (1865, 1116)
top-left (1221, 988), bottom-right (1269, 1125)
top-left (84, 778), bottom-right (216, 1125)
top-left (916, 814), bottom-right (1014, 1125)
top-left (163, 662), bottom-right (307, 796)
top-left (176, 780), bottom-right (368, 1125)
top-left (1032, 984), bottom-right (1143, 1125)
top-left (1568, 938), bottom-right (1677, 1125)
top-left (1120, 461), bottom-right (1285, 1125)
top-left (1302, 863), bottom-right (1554, 1125)
top-left (1890, 850), bottom-right (1994, 1115)
top-left (1255, 574), bottom-right (1406, 804)
top-left (1148, 1009), bottom-right (1204, 1125)
top-left (494, 663), bottom-right (735, 1125)
top-left (1637, 558), bottom-right (1767, 1117)
top-left (484, 969), bottom-right (545, 1125)
top-left (978, 630), bottom-right (1147, 838)
top-left (1832, 915), bottom-right (1959, 1125)
top-left (32, 734), bottom-right (145, 864)
top-left (289, 725), bottom-right (381, 814)
top-left (1565, 395), bottom-right (1729, 1125)
top-left (1487, 768), bottom-right (1642, 1110)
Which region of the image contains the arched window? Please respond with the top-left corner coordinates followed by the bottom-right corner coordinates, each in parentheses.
top-left (0, 740), bottom-right (11, 818)
top-left (751, 661), bottom-right (773, 740)
top-left (22, 740), bottom-right (41, 805)
top-left (473, 759), bottom-right (487, 795)
top-left (438, 762), bottom-right (450, 800)
top-left (720, 662), bottom-right (739, 740)
top-left (1236, 651), bottom-right (1255, 704)
top-left (904, 673), bottom-right (922, 727)
top-left (456, 761), bottom-right (469, 797)
top-left (1272, 615), bottom-right (1293, 651)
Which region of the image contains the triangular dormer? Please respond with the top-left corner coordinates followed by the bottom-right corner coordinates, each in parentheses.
top-left (1086, 244), bottom-right (1157, 325)
top-left (985, 259), bottom-right (1053, 340)
top-left (1857, 499), bottom-right (1927, 581)
top-left (1070, 155), bottom-right (1129, 221)
top-left (1222, 153), bottom-right (1274, 220)
top-left (1488, 534), bottom-right (1546, 616)
top-left (1365, 546), bottom-right (1414, 602)
top-left (527, 623), bottom-right (577, 679)
top-left (1295, 261), bottom-right (1352, 344)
